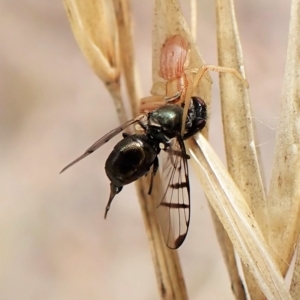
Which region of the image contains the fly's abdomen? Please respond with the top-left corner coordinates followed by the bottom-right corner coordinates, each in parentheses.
top-left (105, 135), bottom-right (157, 187)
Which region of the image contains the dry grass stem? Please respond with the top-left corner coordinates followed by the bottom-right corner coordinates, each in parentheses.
top-left (209, 211), bottom-right (247, 300)
top-left (291, 236), bottom-right (300, 298)
top-left (135, 177), bottom-right (188, 300)
top-left (190, 0), bottom-right (197, 40)
top-left (187, 135), bottom-right (291, 299)
top-left (268, 0), bottom-right (300, 279)
top-left (63, 0), bottom-right (127, 123)
top-left (216, 0), bottom-right (269, 298)
top-left (152, 0), bottom-right (212, 101)
top-left (112, 0), bottom-right (140, 116)
top-left (194, 1), bottom-right (246, 299)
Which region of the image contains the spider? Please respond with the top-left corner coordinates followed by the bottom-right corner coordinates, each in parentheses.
top-left (140, 34), bottom-right (249, 135)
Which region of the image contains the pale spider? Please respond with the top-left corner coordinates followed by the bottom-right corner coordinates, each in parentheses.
top-left (140, 34), bottom-right (248, 135)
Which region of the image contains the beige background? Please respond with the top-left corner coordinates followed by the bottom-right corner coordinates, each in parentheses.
top-left (0, 0), bottom-right (289, 299)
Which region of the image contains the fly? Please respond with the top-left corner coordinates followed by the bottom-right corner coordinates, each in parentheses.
top-left (61, 97), bottom-right (206, 249)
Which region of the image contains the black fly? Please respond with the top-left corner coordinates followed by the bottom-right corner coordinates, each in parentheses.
top-left (60, 97), bottom-right (207, 249)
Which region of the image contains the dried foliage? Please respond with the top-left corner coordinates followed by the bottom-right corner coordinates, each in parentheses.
top-left (268, 0), bottom-right (300, 279)
top-left (63, 0), bottom-right (126, 122)
top-left (215, 0), bottom-right (267, 299)
top-left (63, 0), bottom-right (300, 299)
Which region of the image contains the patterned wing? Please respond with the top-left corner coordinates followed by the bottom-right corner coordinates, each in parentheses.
top-left (157, 136), bottom-right (190, 249)
top-left (60, 114), bottom-right (146, 173)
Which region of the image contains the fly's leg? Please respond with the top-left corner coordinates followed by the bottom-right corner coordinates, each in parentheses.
top-left (148, 156), bottom-right (159, 195)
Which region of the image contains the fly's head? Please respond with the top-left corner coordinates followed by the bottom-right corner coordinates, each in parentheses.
top-left (183, 97), bottom-right (207, 140)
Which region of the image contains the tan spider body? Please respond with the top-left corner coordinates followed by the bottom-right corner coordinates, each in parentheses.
top-left (140, 34), bottom-right (248, 135)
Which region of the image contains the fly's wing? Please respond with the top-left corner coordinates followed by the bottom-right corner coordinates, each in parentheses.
top-left (60, 114), bottom-right (146, 173)
top-left (157, 136), bottom-right (190, 249)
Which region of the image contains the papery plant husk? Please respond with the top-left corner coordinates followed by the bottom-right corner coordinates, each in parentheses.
top-left (154, 0), bottom-right (292, 299)
top-left (154, 0), bottom-right (294, 299)
top-left (63, 0), bottom-right (300, 299)
top-left (63, 0), bottom-right (126, 123)
top-left (268, 0), bottom-right (300, 281)
top-left (215, 0), bottom-right (267, 299)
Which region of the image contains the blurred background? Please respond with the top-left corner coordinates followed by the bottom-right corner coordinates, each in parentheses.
top-left (0, 0), bottom-right (290, 299)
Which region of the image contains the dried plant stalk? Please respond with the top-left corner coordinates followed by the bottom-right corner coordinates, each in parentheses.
top-left (268, 0), bottom-right (300, 278)
top-left (152, 1), bottom-right (245, 299)
top-left (190, 0), bottom-right (197, 40)
top-left (116, 1), bottom-right (188, 298)
top-left (187, 135), bottom-right (292, 299)
top-left (136, 177), bottom-right (188, 300)
top-left (112, 0), bottom-right (140, 116)
top-left (216, 0), bottom-right (268, 233)
top-left (193, 1), bottom-right (245, 298)
top-left (209, 212), bottom-right (247, 300)
top-left (215, 0), bottom-right (268, 298)
top-left (152, 0), bottom-right (211, 101)
top-left (147, 1), bottom-right (213, 298)
top-left (291, 235), bottom-right (300, 298)
top-left (63, 0), bottom-right (127, 123)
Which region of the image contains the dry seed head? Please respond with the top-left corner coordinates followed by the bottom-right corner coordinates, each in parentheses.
top-left (64, 0), bottom-right (121, 83)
